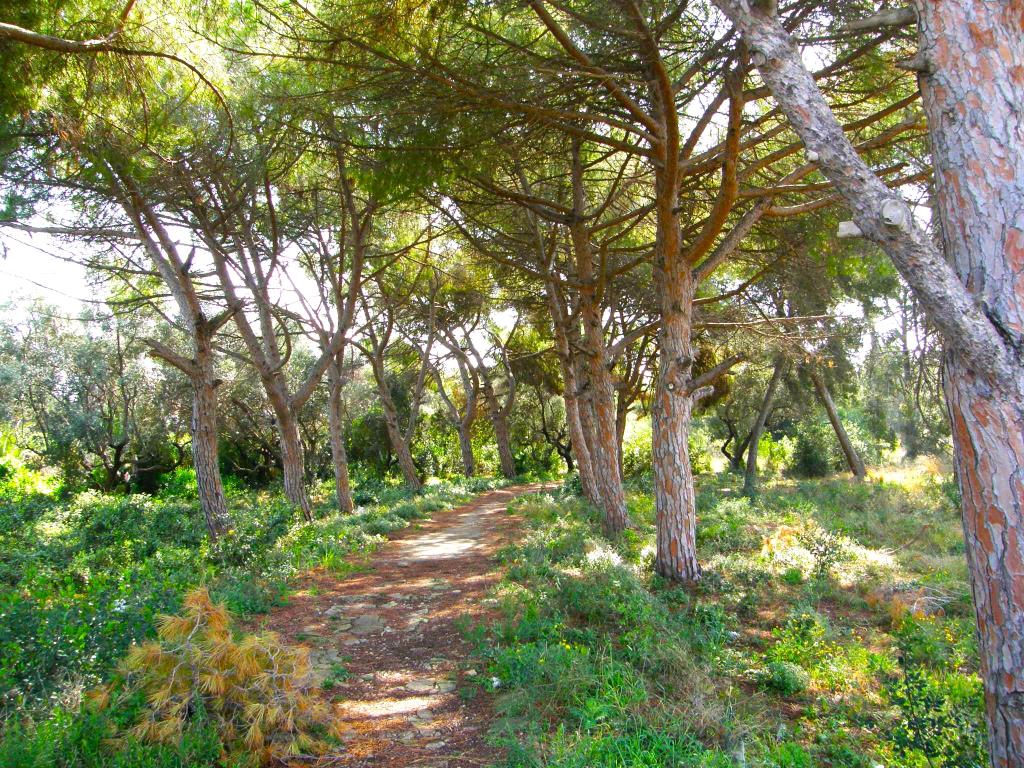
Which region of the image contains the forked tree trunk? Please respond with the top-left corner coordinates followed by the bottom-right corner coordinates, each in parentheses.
top-left (477, 372), bottom-right (516, 479)
top-left (710, 3), bottom-right (1024, 760)
top-left (811, 370), bottom-right (865, 480)
top-left (327, 360), bottom-right (354, 514)
top-left (744, 357), bottom-right (785, 497)
top-left (489, 398), bottom-right (517, 479)
top-left (367, 353), bottom-right (422, 491)
top-left (730, 433), bottom-right (751, 473)
top-left (564, 393), bottom-right (596, 492)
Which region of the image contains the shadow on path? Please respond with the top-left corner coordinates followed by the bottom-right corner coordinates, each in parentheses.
top-left (254, 483), bottom-right (552, 767)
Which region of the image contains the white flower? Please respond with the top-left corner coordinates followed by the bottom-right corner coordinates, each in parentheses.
top-left (112, 599), bottom-right (128, 612)
top-left (490, 677), bottom-right (502, 689)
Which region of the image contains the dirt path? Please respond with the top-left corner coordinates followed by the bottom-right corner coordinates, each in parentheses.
top-left (255, 483), bottom-right (549, 767)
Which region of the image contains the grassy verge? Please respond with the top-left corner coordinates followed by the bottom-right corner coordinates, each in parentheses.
top-left (0, 474), bottom-right (507, 767)
top-left (469, 462), bottom-right (985, 768)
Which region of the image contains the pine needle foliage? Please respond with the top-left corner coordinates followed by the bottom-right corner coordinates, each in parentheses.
top-left (90, 588), bottom-right (328, 765)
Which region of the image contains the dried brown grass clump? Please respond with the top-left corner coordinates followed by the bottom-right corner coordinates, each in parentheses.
top-left (90, 588), bottom-right (328, 764)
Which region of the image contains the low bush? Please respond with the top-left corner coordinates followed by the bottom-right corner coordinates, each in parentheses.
top-left (92, 589), bottom-right (328, 765)
top-left (760, 661), bottom-right (810, 696)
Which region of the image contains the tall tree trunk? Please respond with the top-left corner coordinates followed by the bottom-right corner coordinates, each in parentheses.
top-left (711, 4), bottom-right (1024, 759)
top-left (456, 423), bottom-right (476, 477)
top-left (615, 395), bottom-right (628, 476)
top-left (546, 285), bottom-right (600, 504)
top-left (811, 370), bottom-right (865, 480)
top-left (652, 268), bottom-right (701, 582)
top-left (917, 5), bottom-right (1024, 759)
top-left (491, 404), bottom-right (516, 479)
top-left (367, 354), bottom-right (422, 491)
top-left (571, 223), bottom-right (631, 533)
top-left (481, 380), bottom-right (516, 478)
top-left (273, 404), bottom-right (313, 520)
top-left (381, 394), bottom-right (422, 491)
top-left (327, 360), bottom-right (353, 514)
top-left (191, 347), bottom-right (229, 539)
top-left (945, 366), bottom-right (1024, 765)
top-left (744, 357), bottom-right (786, 497)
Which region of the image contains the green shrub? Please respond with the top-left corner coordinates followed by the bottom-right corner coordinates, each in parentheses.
top-left (766, 741), bottom-right (813, 768)
top-left (390, 501), bottom-right (422, 520)
top-left (757, 433), bottom-right (795, 476)
top-left (798, 528), bottom-right (851, 580)
top-left (689, 425), bottom-right (715, 475)
top-left (621, 431), bottom-right (653, 479)
top-left (781, 567), bottom-right (804, 586)
top-left (760, 661), bottom-right (810, 696)
top-left (791, 420), bottom-right (833, 477)
top-left (768, 610), bottom-right (834, 668)
top-left (0, 704), bottom-right (228, 768)
top-left (885, 665), bottom-right (986, 767)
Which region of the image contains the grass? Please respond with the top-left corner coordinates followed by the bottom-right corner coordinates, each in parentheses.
top-left (0, 473), bottom-right (509, 767)
top-left (468, 459), bottom-right (986, 768)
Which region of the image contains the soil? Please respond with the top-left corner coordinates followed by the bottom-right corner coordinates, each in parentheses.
top-left (252, 483), bottom-right (550, 767)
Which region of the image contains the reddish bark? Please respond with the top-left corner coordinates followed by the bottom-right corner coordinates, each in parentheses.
top-left (711, 2), bottom-right (1024, 761)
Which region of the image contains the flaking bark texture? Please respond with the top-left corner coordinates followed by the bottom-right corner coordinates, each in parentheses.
top-left (578, 303), bottom-right (631, 533)
top-left (915, 3), bottom-right (1024, 762)
top-left (711, 2), bottom-right (1024, 762)
top-left (569, 216), bottom-right (631, 533)
top-left (945, 361), bottom-right (1024, 764)
top-left (546, 282), bottom-right (600, 507)
top-left (652, 268), bottom-right (702, 583)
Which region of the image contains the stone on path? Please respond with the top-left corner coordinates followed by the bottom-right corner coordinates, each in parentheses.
top-left (351, 613), bottom-right (386, 634)
top-left (405, 677), bottom-right (456, 694)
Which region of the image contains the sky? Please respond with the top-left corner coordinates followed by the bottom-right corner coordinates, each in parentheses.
top-left (1, 228), bottom-right (94, 319)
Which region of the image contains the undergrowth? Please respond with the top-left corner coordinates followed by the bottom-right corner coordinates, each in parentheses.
top-left (0, 474), bottom-right (507, 765)
top-left (470, 464), bottom-right (986, 768)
